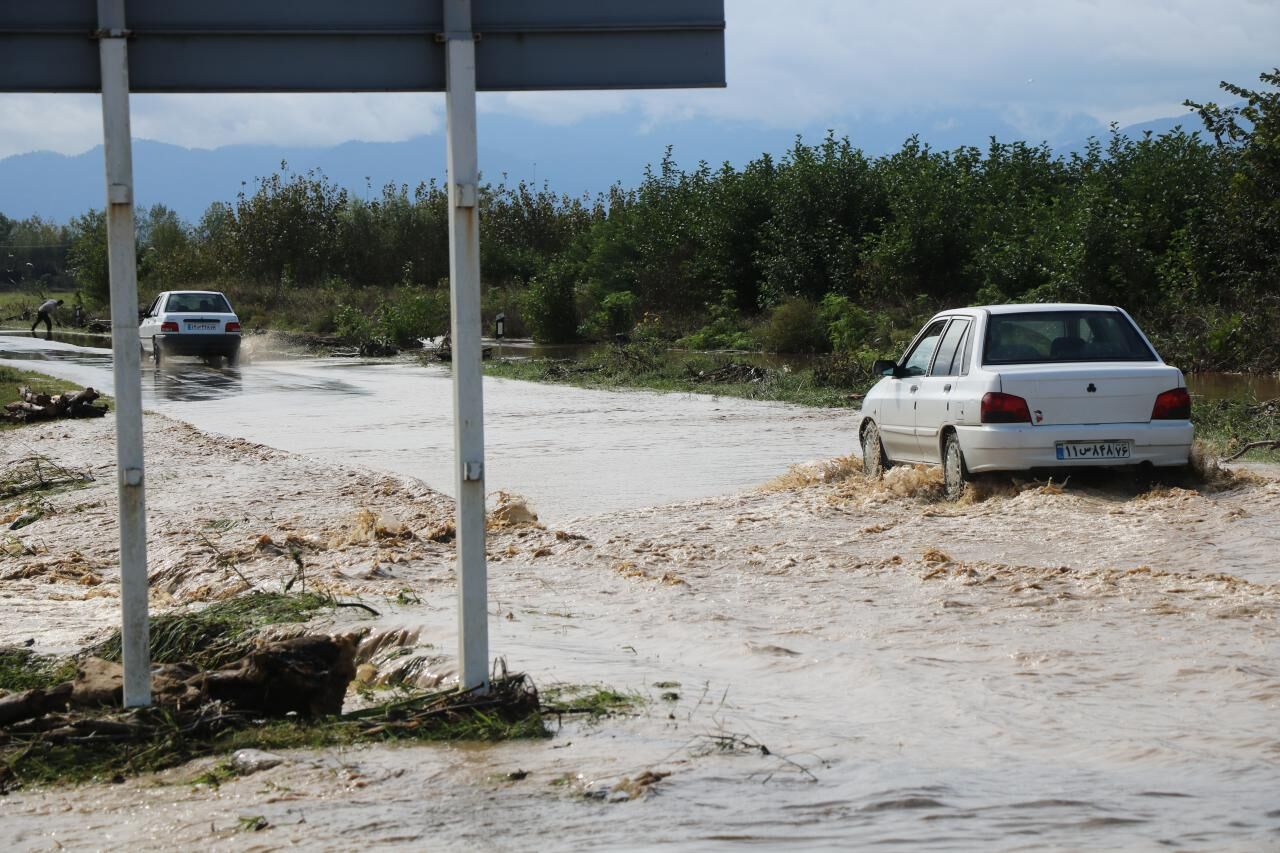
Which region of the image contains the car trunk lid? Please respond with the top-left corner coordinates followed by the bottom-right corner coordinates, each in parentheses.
top-left (997, 363), bottom-right (1184, 425)
top-left (167, 312), bottom-right (234, 335)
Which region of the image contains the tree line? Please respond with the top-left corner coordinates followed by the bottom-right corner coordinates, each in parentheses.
top-left (2, 70), bottom-right (1277, 371)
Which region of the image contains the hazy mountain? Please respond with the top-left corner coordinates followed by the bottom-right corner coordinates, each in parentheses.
top-left (0, 108), bottom-right (1200, 223)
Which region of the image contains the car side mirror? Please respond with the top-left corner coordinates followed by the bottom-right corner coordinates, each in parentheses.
top-left (873, 359), bottom-right (900, 378)
top-left (138, 308), bottom-right (147, 320)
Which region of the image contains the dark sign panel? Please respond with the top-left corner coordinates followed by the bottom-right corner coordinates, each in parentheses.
top-left (0, 0), bottom-right (725, 92)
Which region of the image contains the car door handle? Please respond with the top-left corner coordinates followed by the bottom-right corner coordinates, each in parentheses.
top-left (943, 383), bottom-right (952, 392)
top-left (909, 385), bottom-right (919, 392)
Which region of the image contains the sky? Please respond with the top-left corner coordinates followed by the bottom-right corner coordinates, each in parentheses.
top-left (1, 0), bottom-right (1276, 160)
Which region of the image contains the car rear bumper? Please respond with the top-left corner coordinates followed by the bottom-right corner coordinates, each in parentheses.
top-left (155, 334), bottom-right (240, 358)
top-left (956, 421), bottom-right (1193, 471)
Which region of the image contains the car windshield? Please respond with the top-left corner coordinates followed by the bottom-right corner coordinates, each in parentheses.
top-left (983, 310), bottom-right (1155, 365)
top-left (166, 293), bottom-right (232, 313)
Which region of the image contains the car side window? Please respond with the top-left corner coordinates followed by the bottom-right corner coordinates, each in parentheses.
top-left (929, 319), bottom-right (970, 377)
top-left (902, 320), bottom-right (948, 376)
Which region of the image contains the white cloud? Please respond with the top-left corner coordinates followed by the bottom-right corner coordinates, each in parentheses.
top-left (1, 0), bottom-right (1276, 158)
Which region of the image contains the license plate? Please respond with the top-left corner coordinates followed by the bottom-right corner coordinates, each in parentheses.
top-left (1055, 440), bottom-right (1132, 460)
top-left (185, 321), bottom-right (217, 331)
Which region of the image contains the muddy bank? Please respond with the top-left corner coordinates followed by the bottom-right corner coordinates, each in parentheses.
top-left (3, 420), bottom-right (1279, 849)
top-left (0, 414), bottom-right (567, 656)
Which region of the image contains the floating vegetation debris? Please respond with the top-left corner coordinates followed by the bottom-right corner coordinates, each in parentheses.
top-left (0, 673), bottom-right (546, 791)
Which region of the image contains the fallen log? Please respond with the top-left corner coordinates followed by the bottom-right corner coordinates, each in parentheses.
top-left (2, 386), bottom-right (107, 423)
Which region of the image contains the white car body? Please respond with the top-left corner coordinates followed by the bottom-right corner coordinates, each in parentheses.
top-left (858, 304), bottom-right (1194, 483)
top-left (139, 290), bottom-right (241, 366)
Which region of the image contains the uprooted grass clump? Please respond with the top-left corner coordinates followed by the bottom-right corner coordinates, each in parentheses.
top-left (540, 684), bottom-right (643, 718)
top-left (0, 648), bottom-right (79, 693)
top-left (1, 454), bottom-right (94, 501)
top-left (83, 591), bottom-right (340, 670)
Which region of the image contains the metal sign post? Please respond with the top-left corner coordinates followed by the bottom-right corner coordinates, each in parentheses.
top-left (443, 0), bottom-right (488, 690)
top-left (1, 0), bottom-right (724, 700)
top-left (96, 0), bottom-right (150, 707)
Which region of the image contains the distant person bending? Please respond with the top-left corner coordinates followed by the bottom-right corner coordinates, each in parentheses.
top-left (31, 298), bottom-right (63, 338)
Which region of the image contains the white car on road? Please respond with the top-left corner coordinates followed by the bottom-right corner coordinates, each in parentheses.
top-left (858, 304), bottom-right (1193, 498)
top-left (139, 290), bottom-right (242, 367)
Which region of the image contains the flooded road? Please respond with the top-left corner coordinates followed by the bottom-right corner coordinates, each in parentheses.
top-left (0, 334), bottom-right (856, 522)
top-left (3, 333), bottom-right (1279, 850)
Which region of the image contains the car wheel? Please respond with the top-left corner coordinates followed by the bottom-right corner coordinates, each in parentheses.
top-left (861, 421), bottom-right (890, 478)
top-left (942, 431), bottom-right (971, 501)
top-left (226, 350), bottom-right (239, 368)
top-left (151, 337), bottom-right (161, 366)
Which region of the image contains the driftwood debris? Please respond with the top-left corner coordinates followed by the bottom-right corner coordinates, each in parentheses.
top-left (1222, 439), bottom-right (1280, 462)
top-left (690, 362), bottom-right (770, 384)
top-left (2, 386), bottom-right (108, 424)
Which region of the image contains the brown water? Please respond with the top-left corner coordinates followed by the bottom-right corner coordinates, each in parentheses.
top-left (3, 336), bottom-right (1279, 849)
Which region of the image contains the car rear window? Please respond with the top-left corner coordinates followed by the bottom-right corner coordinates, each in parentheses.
top-left (165, 293), bottom-right (232, 313)
top-left (983, 310), bottom-right (1155, 365)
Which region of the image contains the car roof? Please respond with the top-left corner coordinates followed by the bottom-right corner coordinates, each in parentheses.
top-left (925, 304), bottom-right (1124, 320)
top-left (166, 290), bottom-right (227, 296)
top-left (976, 303), bottom-right (1121, 314)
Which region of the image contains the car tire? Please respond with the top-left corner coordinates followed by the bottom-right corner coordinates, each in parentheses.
top-left (942, 431), bottom-right (971, 501)
top-left (151, 337), bottom-right (161, 366)
top-left (861, 421), bottom-right (890, 478)
top-left (226, 350), bottom-right (239, 368)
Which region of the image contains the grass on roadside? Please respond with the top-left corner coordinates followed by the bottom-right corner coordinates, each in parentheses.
top-left (486, 343), bottom-right (872, 409)
top-left (0, 365), bottom-right (111, 431)
top-left (1192, 397), bottom-right (1280, 462)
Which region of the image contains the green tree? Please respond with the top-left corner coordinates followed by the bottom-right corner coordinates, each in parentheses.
top-left (66, 210), bottom-right (109, 304)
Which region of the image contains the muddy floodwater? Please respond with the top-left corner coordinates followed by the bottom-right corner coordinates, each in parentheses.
top-left (2, 334), bottom-right (1279, 850)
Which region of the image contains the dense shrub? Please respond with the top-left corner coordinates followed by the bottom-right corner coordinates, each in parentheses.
top-left (758, 298), bottom-right (829, 354)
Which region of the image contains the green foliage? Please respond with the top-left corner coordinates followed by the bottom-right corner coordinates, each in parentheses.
top-left (376, 289), bottom-right (450, 347)
top-left (6, 69), bottom-right (1280, 373)
top-left (678, 289), bottom-right (754, 350)
top-left (334, 290), bottom-right (449, 347)
top-left (522, 262), bottom-right (580, 343)
top-left (333, 303), bottom-right (372, 344)
top-left (758, 298), bottom-right (829, 354)
top-left (1191, 397), bottom-right (1280, 458)
top-left (578, 289), bottom-right (638, 340)
top-left (66, 210), bottom-right (109, 304)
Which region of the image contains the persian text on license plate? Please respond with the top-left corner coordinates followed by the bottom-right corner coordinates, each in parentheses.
top-left (186, 321), bottom-right (217, 331)
top-left (1055, 440), bottom-right (1132, 460)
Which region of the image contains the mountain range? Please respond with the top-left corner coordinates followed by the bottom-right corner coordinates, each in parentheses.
top-left (1, 108), bottom-right (1204, 223)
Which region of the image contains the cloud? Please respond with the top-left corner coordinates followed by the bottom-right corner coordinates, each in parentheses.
top-left (1, 0), bottom-right (1275, 158)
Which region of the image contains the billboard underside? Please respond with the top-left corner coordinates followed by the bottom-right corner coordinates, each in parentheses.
top-left (0, 0), bottom-right (725, 92)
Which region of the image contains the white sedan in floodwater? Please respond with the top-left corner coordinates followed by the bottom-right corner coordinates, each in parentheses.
top-left (857, 304), bottom-right (1194, 499)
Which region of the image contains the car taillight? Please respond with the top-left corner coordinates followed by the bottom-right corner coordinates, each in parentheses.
top-left (225, 321), bottom-right (241, 333)
top-left (981, 392), bottom-right (1032, 424)
top-left (1151, 387), bottom-right (1191, 420)
top-left (160, 321), bottom-right (179, 333)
